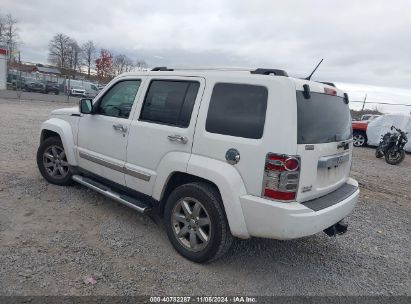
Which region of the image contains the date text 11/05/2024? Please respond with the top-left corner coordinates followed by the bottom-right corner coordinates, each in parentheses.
top-left (149, 296), bottom-right (257, 303)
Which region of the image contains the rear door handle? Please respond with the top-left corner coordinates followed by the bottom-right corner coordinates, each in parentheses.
top-left (167, 134), bottom-right (188, 144)
top-left (113, 124), bottom-right (127, 133)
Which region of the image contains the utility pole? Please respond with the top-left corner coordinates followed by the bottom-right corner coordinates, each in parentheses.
top-left (360, 93), bottom-right (367, 116)
top-left (17, 51), bottom-right (21, 100)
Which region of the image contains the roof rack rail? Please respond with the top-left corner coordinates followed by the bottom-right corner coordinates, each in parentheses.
top-left (250, 68), bottom-right (288, 77)
top-left (151, 67), bottom-right (174, 71)
top-left (318, 81), bottom-right (336, 87)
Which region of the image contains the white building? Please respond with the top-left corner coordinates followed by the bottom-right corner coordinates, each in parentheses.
top-left (0, 48), bottom-right (7, 90)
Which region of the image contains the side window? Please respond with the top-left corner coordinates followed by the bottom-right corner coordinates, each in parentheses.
top-left (140, 80), bottom-right (200, 127)
top-left (96, 80), bottom-right (141, 118)
top-left (205, 83), bottom-right (268, 139)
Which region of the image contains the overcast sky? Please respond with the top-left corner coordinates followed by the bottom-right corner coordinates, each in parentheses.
top-left (3, 0), bottom-right (411, 113)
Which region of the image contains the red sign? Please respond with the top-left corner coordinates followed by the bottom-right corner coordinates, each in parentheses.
top-left (0, 48), bottom-right (8, 55)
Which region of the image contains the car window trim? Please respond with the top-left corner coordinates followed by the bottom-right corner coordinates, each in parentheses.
top-left (93, 78), bottom-right (142, 119)
top-left (205, 82), bottom-right (269, 139)
top-left (138, 79), bottom-right (200, 128)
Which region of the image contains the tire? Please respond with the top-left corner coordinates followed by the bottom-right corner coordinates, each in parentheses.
top-left (384, 147), bottom-right (405, 165)
top-left (353, 131), bottom-right (367, 147)
top-left (375, 147), bottom-right (383, 158)
top-left (36, 136), bottom-right (73, 186)
top-left (164, 182), bottom-right (233, 263)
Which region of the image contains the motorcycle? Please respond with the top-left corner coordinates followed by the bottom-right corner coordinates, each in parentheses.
top-left (375, 125), bottom-right (408, 165)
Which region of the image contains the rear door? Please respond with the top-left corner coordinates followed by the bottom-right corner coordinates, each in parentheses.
top-left (125, 76), bottom-right (205, 195)
top-left (295, 84), bottom-right (353, 202)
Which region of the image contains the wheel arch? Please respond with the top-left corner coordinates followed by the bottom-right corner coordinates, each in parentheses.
top-left (40, 118), bottom-right (77, 166)
top-left (156, 155), bottom-right (250, 239)
top-left (158, 171), bottom-right (221, 214)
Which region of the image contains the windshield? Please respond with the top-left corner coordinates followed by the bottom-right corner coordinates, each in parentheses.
top-left (297, 91), bottom-right (352, 144)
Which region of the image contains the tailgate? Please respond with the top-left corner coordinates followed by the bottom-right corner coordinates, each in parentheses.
top-left (294, 84), bottom-right (353, 203)
top-left (297, 141), bottom-right (352, 202)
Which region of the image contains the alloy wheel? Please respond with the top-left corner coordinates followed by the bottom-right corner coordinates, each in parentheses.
top-left (353, 134), bottom-right (365, 147)
top-left (171, 197), bottom-right (211, 252)
top-left (43, 145), bottom-right (69, 179)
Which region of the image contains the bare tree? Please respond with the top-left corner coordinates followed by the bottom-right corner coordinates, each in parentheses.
top-left (113, 54), bottom-right (135, 75)
top-left (0, 14), bottom-right (6, 45)
top-left (0, 14), bottom-right (19, 60)
top-left (48, 33), bottom-right (72, 69)
top-left (135, 59), bottom-right (147, 71)
top-left (81, 40), bottom-right (96, 78)
top-left (67, 39), bottom-right (81, 73)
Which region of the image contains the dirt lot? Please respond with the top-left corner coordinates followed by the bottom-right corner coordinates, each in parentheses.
top-left (0, 98), bottom-right (410, 296)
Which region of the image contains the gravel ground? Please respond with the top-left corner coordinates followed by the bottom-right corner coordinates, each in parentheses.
top-left (0, 98), bottom-right (410, 296)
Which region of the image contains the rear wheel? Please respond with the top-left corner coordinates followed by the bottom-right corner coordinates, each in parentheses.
top-left (385, 148), bottom-right (405, 165)
top-left (353, 131), bottom-right (367, 147)
top-left (36, 137), bottom-right (73, 185)
top-left (164, 182), bottom-right (233, 263)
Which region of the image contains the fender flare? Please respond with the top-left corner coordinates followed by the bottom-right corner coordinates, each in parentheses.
top-left (185, 154), bottom-right (250, 239)
top-left (41, 118), bottom-right (77, 166)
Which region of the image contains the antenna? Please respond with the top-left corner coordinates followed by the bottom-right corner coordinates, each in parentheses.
top-left (305, 59), bottom-right (324, 80)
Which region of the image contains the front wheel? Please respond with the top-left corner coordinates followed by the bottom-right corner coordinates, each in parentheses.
top-left (375, 147), bottom-right (384, 158)
top-left (164, 182), bottom-right (233, 263)
top-left (385, 147), bottom-right (405, 165)
top-left (36, 137), bottom-right (73, 185)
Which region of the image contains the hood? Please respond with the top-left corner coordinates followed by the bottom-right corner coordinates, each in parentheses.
top-left (50, 107), bottom-right (79, 116)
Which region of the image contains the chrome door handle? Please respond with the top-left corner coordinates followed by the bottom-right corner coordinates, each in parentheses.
top-left (167, 134), bottom-right (188, 144)
top-left (113, 124), bottom-right (127, 132)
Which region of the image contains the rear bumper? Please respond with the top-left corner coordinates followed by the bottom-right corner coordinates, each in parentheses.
top-left (239, 178), bottom-right (359, 240)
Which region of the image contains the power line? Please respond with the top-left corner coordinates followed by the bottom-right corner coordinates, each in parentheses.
top-left (350, 101), bottom-right (411, 107)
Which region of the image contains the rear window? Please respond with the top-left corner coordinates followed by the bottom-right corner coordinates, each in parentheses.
top-left (297, 91), bottom-right (352, 144)
top-left (206, 83), bottom-right (268, 139)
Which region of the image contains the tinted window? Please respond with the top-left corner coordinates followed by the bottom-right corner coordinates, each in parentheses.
top-left (140, 80), bottom-right (199, 127)
top-left (206, 83), bottom-right (268, 139)
top-left (97, 80), bottom-right (141, 118)
top-left (297, 91), bottom-right (352, 144)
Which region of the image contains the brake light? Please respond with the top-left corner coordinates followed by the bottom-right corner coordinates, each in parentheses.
top-left (262, 153), bottom-right (300, 202)
top-left (324, 87), bottom-right (337, 95)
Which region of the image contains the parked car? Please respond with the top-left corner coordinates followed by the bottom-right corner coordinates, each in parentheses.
top-left (66, 80), bottom-right (100, 98)
top-left (9, 75), bottom-right (27, 90)
top-left (36, 67), bottom-right (359, 262)
top-left (25, 80), bottom-right (46, 93)
top-left (83, 82), bottom-right (100, 98)
top-left (360, 114), bottom-right (381, 121)
top-left (70, 86), bottom-right (86, 97)
top-left (352, 120), bottom-right (369, 147)
top-left (44, 81), bottom-right (60, 95)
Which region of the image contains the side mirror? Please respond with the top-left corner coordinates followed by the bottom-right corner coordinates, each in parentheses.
top-left (79, 98), bottom-right (93, 114)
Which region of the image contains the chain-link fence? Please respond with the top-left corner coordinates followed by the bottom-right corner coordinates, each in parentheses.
top-left (7, 69), bottom-right (102, 98)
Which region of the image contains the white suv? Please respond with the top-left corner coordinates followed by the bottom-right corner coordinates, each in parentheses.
top-left (36, 67), bottom-right (359, 262)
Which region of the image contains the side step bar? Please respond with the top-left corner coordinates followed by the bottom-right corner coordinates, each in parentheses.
top-left (72, 175), bottom-right (151, 213)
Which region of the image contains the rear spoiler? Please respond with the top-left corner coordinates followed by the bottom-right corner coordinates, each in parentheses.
top-left (317, 81), bottom-right (336, 87)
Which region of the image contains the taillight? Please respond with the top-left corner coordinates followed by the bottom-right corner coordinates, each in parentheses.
top-left (262, 153), bottom-right (300, 202)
